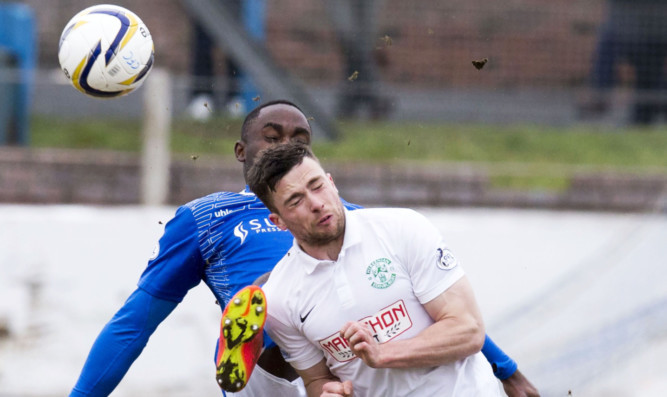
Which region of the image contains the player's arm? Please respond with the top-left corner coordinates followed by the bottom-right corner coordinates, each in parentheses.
top-left (342, 276), bottom-right (485, 368)
top-left (499, 367), bottom-right (540, 397)
top-left (71, 206), bottom-right (203, 396)
top-left (69, 288), bottom-right (177, 396)
top-left (482, 334), bottom-right (517, 378)
top-left (295, 358), bottom-right (352, 397)
top-left (483, 335), bottom-right (540, 396)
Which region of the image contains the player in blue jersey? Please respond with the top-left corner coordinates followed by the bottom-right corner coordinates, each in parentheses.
top-left (69, 100), bottom-right (539, 396)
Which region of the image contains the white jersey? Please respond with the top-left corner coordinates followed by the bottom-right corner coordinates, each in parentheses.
top-left (264, 208), bottom-right (500, 397)
top-left (227, 366), bottom-right (305, 397)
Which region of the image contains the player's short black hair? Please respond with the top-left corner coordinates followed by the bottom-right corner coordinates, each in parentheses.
top-left (240, 100), bottom-right (306, 141)
top-left (247, 141), bottom-right (317, 213)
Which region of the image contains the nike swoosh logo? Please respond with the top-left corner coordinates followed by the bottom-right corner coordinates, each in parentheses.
top-left (300, 306), bottom-right (315, 323)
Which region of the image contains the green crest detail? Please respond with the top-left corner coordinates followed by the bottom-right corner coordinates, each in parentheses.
top-left (366, 258), bottom-right (396, 289)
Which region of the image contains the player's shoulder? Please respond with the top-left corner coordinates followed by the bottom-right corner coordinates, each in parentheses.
top-left (262, 260), bottom-right (296, 320)
top-left (351, 207), bottom-right (421, 222)
top-left (263, 249), bottom-right (300, 293)
top-left (264, 253), bottom-right (295, 284)
top-left (341, 197), bottom-right (363, 211)
top-left (183, 190), bottom-right (259, 214)
top-left (349, 207), bottom-right (429, 238)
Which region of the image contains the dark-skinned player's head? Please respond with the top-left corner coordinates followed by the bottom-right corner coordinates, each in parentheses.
top-left (235, 100), bottom-right (312, 181)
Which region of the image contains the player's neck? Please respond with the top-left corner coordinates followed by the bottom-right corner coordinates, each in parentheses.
top-left (299, 235), bottom-right (344, 262)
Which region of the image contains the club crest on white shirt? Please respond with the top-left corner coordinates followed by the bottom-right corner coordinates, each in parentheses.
top-left (436, 247), bottom-right (458, 270)
top-left (366, 258), bottom-right (396, 289)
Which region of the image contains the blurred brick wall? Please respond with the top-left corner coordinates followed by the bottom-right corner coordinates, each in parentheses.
top-left (2, 147), bottom-right (665, 212)
top-left (29, 0), bottom-right (605, 89)
top-left (0, 147), bottom-right (244, 205)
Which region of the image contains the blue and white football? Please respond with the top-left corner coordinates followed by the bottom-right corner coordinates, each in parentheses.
top-left (58, 4), bottom-right (154, 98)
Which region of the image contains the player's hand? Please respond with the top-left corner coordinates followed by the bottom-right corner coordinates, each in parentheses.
top-left (500, 369), bottom-right (540, 397)
top-left (321, 380), bottom-right (353, 397)
top-left (340, 321), bottom-right (382, 368)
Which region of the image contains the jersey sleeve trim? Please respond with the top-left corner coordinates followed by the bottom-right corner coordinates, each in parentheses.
top-left (418, 267), bottom-right (465, 304)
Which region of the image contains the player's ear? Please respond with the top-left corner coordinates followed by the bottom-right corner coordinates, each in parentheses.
top-left (234, 140), bottom-right (246, 163)
top-left (269, 213), bottom-right (288, 231)
top-left (327, 173), bottom-right (338, 193)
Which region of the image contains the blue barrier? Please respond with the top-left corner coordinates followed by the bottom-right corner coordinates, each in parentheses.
top-left (239, 0), bottom-right (264, 112)
top-left (0, 3), bottom-right (36, 146)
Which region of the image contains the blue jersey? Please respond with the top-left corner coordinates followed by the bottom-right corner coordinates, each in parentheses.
top-left (139, 187), bottom-right (362, 307)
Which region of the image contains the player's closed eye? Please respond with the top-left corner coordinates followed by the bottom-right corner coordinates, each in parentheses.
top-left (288, 197), bottom-right (302, 207)
top-left (291, 135), bottom-right (309, 145)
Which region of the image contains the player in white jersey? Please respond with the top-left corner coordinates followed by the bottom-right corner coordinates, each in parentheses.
top-left (247, 142), bottom-right (501, 397)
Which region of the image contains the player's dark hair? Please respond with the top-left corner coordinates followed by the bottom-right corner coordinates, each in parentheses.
top-left (247, 142), bottom-right (317, 213)
top-left (240, 100), bottom-right (306, 141)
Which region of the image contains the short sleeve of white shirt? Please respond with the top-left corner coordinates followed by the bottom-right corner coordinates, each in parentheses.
top-left (264, 308), bottom-right (324, 371)
top-left (394, 208), bottom-right (465, 304)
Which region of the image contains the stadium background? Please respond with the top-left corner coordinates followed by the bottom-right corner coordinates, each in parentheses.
top-left (33, 0), bottom-right (602, 87)
top-left (1, 1), bottom-right (667, 396)
top-left (2, 0), bottom-right (666, 209)
top-left (18, 0), bottom-right (615, 124)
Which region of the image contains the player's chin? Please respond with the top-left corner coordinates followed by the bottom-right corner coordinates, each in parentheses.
top-left (313, 218), bottom-right (334, 233)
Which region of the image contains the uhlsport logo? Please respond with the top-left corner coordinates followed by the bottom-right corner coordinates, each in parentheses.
top-left (366, 258), bottom-right (396, 289)
top-left (319, 300), bottom-right (413, 362)
top-left (214, 208), bottom-right (235, 218)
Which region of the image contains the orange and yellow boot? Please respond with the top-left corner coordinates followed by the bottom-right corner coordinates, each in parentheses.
top-left (215, 285), bottom-right (267, 392)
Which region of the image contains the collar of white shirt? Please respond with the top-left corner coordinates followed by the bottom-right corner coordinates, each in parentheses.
top-left (291, 209), bottom-right (363, 274)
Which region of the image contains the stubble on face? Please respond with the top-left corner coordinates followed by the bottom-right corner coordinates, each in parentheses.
top-left (298, 199), bottom-right (345, 247)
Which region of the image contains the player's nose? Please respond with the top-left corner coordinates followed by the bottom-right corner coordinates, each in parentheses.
top-left (308, 194), bottom-right (325, 212)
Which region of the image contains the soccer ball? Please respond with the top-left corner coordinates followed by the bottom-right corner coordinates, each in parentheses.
top-left (58, 4), bottom-right (154, 98)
